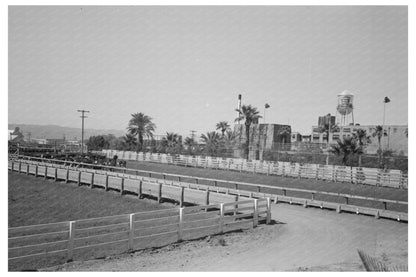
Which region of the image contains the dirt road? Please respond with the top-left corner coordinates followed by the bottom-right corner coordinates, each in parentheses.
top-left (49, 203), bottom-right (407, 271)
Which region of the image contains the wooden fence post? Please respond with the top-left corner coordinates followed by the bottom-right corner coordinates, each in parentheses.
top-left (128, 213), bottom-right (134, 251)
top-left (234, 195), bottom-right (239, 216)
top-left (344, 197), bottom-right (349, 205)
top-left (120, 178), bottom-right (125, 195)
top-left (253, 199), bottom-right (259, 227)
top-left (195, 178), bottom-right (198, 184)
top-left (18, 161), bottom-right (22, 173)
top-left (158, 183), bottom-right (162, 203)
top-left (35, 165), bottom-right (38, 177)
top-left (266, 197), bottom-right (271, 224)
top-left (178, 208), bottom-right (184, 241)
top-left (44, 166), bottom-right (48, 180)
top-left (311, 193), bottom-right (315, 201)
top-left (65, 169), bottom-right (69, 184)
top-left (235, 183), bottom-right (239, 190)
top-left (282, 189), bottom-right (286, 196)
top-left (219, 203), bottom-right (224, 234)
top-left (26, 164), bottom-right (29, 175)
top-left (105, 175), bottom-right (109, 191)
top-left (205, 188), bottom-right (210, 206)
top-left (67, 221), bottom-right (75, 261)
top-left (77, 171), bottom-right (81, 186)
top-left (54, 167), bottom-right (58, 181)
top-left (10, 161), bottom-right (14, 172)
top-left (90, 173), bottom-right (94, 189)
top-left (180, 186), bottom-right (185, 207)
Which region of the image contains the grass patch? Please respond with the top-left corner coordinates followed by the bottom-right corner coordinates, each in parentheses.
top-left (8, 172), bottom-right (173, 228)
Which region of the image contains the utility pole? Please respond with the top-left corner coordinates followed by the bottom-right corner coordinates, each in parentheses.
top-left (190, 130), bottom-right (196, 141)
top-left (77, 110), bottom-right (89, 154)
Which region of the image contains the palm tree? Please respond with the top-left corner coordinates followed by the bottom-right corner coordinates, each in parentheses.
top-left (372, 125), bottom-right (388, 167)
top-left (216, 121), bottom-right (230, 137)
top-left (330, 136), bottom-right (362, 165)
top-left (127, 113), bottom-right (156, 152)
top-left (235, 105), bottom-right (262, 159)
top-left (353, 129), bottom-right (371, 167)
top-left (200, 131), bottom-right (221, 156)
top-left (162, 132), bottom-right (182, 154)
top-left (123, 133), bottom-right (137, 151)
top-left (184, 136), bottom-right (197, 154)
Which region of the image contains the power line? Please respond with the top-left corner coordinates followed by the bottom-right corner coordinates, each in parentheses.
top-left (77, 109), bottom-right (89, 154)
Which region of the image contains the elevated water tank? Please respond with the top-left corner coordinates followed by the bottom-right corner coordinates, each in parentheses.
top-left (337, 90), bottom-right (354, 115)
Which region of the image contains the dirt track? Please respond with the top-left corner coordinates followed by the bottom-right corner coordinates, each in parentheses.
top-left (49, 203), bottom-right (408, 271)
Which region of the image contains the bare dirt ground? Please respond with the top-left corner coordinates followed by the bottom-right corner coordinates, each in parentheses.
top-left (47, 203), bottom-right (408, 271)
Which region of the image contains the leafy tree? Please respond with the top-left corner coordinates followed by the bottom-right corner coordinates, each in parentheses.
top-left (127, 113), bottom-right (156, 152)
top-left (319, 123), bottom-right (339, 143)
top-left (329, 136), bottom-right (362, 166)
top-left (200, 131), bottom-right (221, 156)
top-left (235, 105), bottom-right (262, 159)
top-left (86, 135), bottom-right (108, 151)
top-left (216, 121), bottom-right (230, 137)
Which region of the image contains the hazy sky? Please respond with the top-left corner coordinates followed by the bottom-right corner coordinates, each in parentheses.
top-left (8, 6), bottom-right (408, 137)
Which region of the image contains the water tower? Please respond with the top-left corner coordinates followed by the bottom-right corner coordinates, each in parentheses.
top-left (336, 90), bottom-right (354, 126)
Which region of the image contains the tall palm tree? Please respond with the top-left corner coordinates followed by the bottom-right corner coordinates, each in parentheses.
top-left (330, 136), bottom-right (362, 165)
top-left (161, 132), bottom-right (182, 154)
top-left (216, 121), bottom-right (230, 137)
top-left (372, 125), bottom-right (388, 167)
top-left (184, 136), bottom-right (197, 154)
top-left (353, 129), bottom-right (371, 167)
top-left (200, 131), bottom-right (221, 156)
top-left (235, 105), bottom-right (262, 159)
top-left (127, 113), bottom-right (156, 152)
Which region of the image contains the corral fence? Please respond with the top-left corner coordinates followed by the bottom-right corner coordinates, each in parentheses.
top-left (100, 150), bottom-right (408, 189)
top-left (357, 249), bottom-right (408, 272)
top-left (9, 157), bottom-right (408, 222)
top-left (9, 199), bottom-right (270, 271)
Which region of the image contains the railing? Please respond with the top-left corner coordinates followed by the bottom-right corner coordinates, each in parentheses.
top-left (100, 150), bottom-right (408, 189)
top-left (9, 157), bottom-right (408, 222)
top-left (9, 199), bottom-right (270, 271)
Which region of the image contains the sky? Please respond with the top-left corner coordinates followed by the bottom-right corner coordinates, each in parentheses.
top-left (8, 5), bottom-right (408, 138)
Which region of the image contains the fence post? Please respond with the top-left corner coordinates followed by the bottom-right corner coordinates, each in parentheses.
top-left (26, 164), bottom-right (29, 175)
top-left (158, 183), bottom-right (162, 203)
top-left (205, 188), bottom-right (210, 205)
top-left (219, 203), bottom-right (224, 234)
top-left (311, 193), bottom-right (315, 201)
top-left (44, 166), bottom-right (48, 180)
top-left (54, 167), bottom-right (58, 181)
top-left (138, 180), bottom-right (143, 199)
top-left (234, 194), bottom-right (239, 216)
top-left (266, 197), bottom-right (271, 224)
top-left (67, 221), bottom-right (75, 261)
top-left (178, 207), bottom-right (184, 241)
top-left (90, 173), bottom-right (94, 189)
top-left (105, 175), bottom-right (109, 191)
top-left (11, 161), bottom-right (14, 172)
top-left (120, 178), bottom-right (125, 195)
top-left (213, 180), bottom-right (217, 187)
top-left (235, 183), bottom-right (238, 190)
top-left (129, 213), bottom-right (134, 251)
top-left (19, 161), bottom-right (22, 173)
top-left (383, 201), bottom-right (387, 210)
top-left (64, 168), bottom-right (69, 183)
top-left (180, 186), bottom-right (185, 207)
top-left (35, 165), bottom-right (38, 177)
top-left (344, 197), bottom-right (349, 205)
top-left (195, 178), bottom-right (198, 184)
top-left (77, 171), bottom-right (81, 186)
top-left (253, 199), bottom-right (259, 227)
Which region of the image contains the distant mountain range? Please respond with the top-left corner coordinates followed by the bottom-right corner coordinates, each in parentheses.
top-left (8, 124), bottom-right (126, 140)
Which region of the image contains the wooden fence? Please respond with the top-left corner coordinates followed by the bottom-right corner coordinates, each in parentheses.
top-left (101, 150), bottom-right (408, 189)
top-left (9, 198), bottom-right (270, 271)
top-left (9, 158), bottom-right (408, 222)
top-left (357, 249), bottom-right (408, 272)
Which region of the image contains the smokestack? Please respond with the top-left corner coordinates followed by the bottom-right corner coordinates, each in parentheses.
top-left (237, 94), bottom-right (242, 124)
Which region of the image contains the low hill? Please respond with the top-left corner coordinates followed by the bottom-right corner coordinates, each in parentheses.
top-left (8, 123), bottom-right (126, 140)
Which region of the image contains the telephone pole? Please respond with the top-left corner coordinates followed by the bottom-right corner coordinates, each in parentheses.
top-left (77, 110), bottom-right (89, 154)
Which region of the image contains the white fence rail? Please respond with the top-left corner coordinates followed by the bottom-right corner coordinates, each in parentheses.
top-left (9, 158), bottom-right (408, 223)
top-left (101, 150), bottom-right (408, 189)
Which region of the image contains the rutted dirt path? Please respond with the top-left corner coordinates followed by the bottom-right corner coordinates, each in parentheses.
top-left (47, 203), bottom-right (408, 271)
